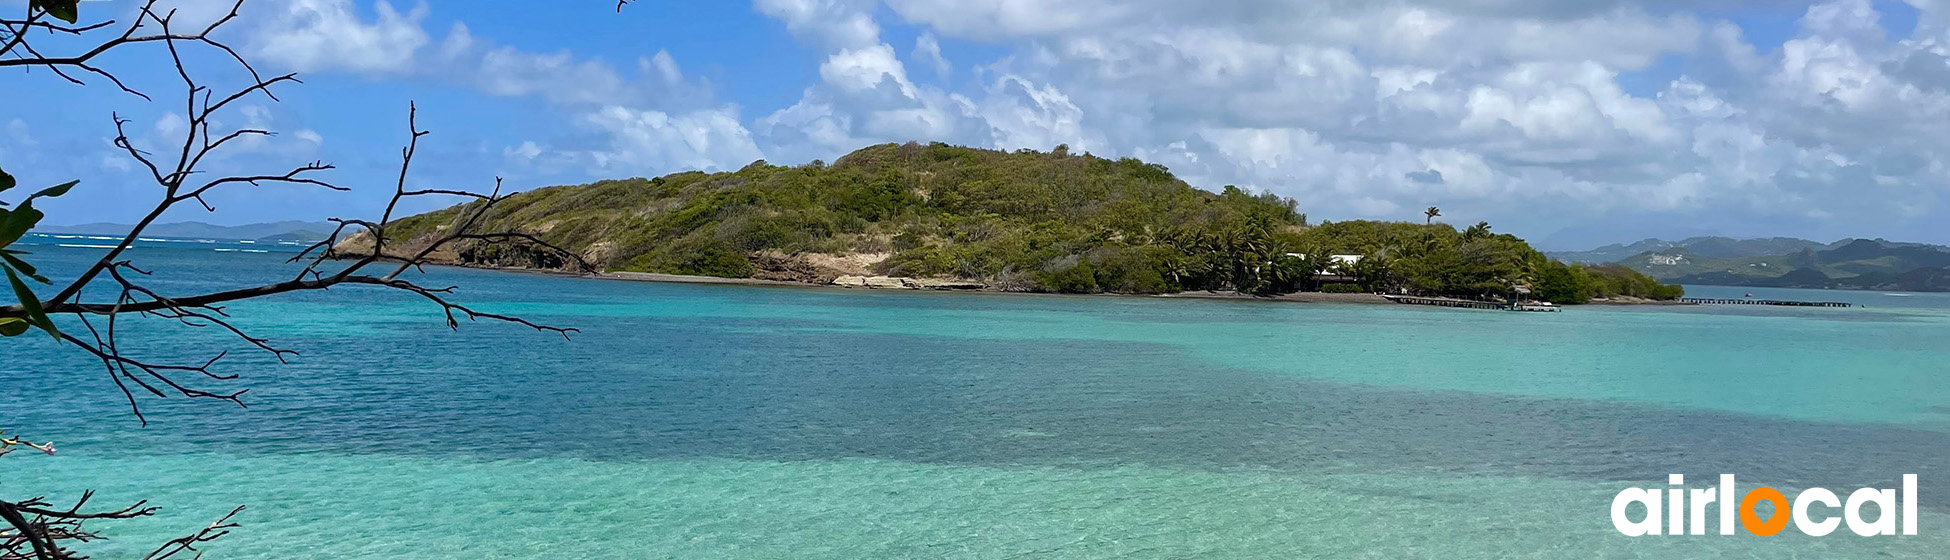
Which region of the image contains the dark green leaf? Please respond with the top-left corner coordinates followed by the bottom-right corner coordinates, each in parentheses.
top-left (0, 203), bottom-right (42, 248)
top-left (0, 166), bottom-right (14, 193)
top-left (0, 251), bottom-right (47, 284)
top-left (29, 180), bottom-right (77, 201)
top-left (31, 1), bottom-right (79, 24)
top-left (0, 318), bottom-right (28, 338)
top-left (5, 267), bottom-right (57, 339)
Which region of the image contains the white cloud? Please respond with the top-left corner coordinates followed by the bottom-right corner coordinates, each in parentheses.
top-left (721, 0), bottom-right (1950, 242)
top-left (293, 129), bottom-right (326, 146)
top-left (505, 141), bottom-right (543, 163)
top-left (915, 32), bottom-right (952, 79)
top-left (0, 118), bottom-right (31, 163)
top-left (241, 1), bottom-right (751, 180)
top-left (219, 0), bottom-right (1950, 242)
top-left (979, 75), bottom-right (1099, 152)
top-left (6, 118), bottom-right (35, 147)
top-left (820, 45), bottom-right (916, 94)
top-left (251, 0), bottom-right (430, 74)
top-left (754, 0), bottom-right (883, 50)
top-left (574, 106), bottom-right (766, 174)
top-left (154, 112), bottom-right (187, 138)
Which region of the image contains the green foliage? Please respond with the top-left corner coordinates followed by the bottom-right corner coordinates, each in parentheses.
top-left (1532, 260), bottom-right (1684, 303)
top-left (30, 0), bottom-right (79, 23)
top-left (627, 236), bottom-right (754, 278)
top-left (1322, 283), bottom-right (1367, 294)
top-left (1035, 257), bottom-right (1099, 294)
top-left (1291, 219), bottom-right (1681, 302)
top-left (1582, 263), bottom-right (1686, 300)
top-left (0, 167), bottom-right (75, 338)
top-left (1533, 259), bottom-right (1594, 304)
top-left (376, 143), bottom-right (1677, 303)
top-left (384, 142), bottom-right (1310, 294)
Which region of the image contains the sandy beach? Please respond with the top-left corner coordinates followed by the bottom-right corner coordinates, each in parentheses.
top-left (586, 269), bottom-right (1399, 304)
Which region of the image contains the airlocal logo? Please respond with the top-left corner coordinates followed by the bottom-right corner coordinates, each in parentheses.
top-left (1612, 475), bottom-right (1917, 536)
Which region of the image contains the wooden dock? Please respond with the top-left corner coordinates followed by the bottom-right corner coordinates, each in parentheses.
top-left (1678, 298), bottom-right (1853, 308)
top-left (1384, 295), bottom-right (1562, 312)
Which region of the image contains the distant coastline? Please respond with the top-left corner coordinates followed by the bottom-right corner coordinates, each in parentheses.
top-left (1550, 236), bottom-right (1950, 293)
top-left (455, 261), bottom-right (1689, 308)
top-left (491, 264), bottom-right (1395, 304)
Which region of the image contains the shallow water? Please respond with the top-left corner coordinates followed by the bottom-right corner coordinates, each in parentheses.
top-left (4, 245), bottom-right (1947, 558)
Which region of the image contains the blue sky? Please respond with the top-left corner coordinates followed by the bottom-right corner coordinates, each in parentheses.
top-left (7, 0), bottom-right (1950, 249)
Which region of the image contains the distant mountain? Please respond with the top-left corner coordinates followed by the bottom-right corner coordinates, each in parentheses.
top-left (34, 221), bottom-right (337, 240)
top-left (1546, 236), bottom-right (1828, 264)
top-left (256, 230), bottom-right (330, 244)
top-left (1618, 238), bottom-right (1950, 292)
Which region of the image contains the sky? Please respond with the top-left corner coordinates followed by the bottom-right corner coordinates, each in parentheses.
top-left (5, 0), bottom-right (1950, 250)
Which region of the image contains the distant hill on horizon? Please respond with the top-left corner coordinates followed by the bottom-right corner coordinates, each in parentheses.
top-left (34, 220), bottom-right (337, 241)
top-left (1608, 239), bottom-right (1950, 292)
top-left (1545, 236), bottom-right (1832, 264)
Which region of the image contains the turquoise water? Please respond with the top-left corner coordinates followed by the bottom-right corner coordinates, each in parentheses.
top-left (5, 245), bottom-right (1950, 558)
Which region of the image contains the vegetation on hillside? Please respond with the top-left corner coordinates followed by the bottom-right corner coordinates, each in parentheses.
top-left (1289, 220), bottom-right (1681, 302)
top-left (1613, 239), bottom-right (1950, 292)
top-left (385, 142), bottom-right (1682, 302)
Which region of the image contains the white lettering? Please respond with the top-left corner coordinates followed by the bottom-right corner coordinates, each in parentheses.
top-left (1612, 488), bottom-right (1663, 536)
top-left (1794, 488), bottom-right (1841, 536)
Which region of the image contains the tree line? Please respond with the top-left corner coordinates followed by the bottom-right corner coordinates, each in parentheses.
top-left (389, 142), bottom-right (1683, 302)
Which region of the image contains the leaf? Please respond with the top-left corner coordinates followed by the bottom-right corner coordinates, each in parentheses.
top-left (0, 166), bottom-right (14, 193)
top-left (0, 252), bottom-right (47, 284)
top-left (0, 318), bottom-right (27, 338)
top-left (5, 267), bottom-right (57, 339)
top-left (28, 181), bottom-right (77, 201)
top-left (0, 203), bottom-right (42, 248)
top-left (0, 180), bottom-right (77, 247)
top-left (31, 1), bottom-right (79, 24)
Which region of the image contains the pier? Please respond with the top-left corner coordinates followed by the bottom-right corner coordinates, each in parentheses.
top-left (1678, 298), bottom-right (1853, 308)
top-left (1384, 295), bottom-right (1562, 312)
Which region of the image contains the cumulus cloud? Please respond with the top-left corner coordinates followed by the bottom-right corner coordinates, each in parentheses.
top-left (251, 0), bottom-right (430, 74)
top-left (226, 0), bottom-right (1950, 243)
top-left (795, 0), bottom-right (1950, 242)
top-left (240, 1), bottom-right (750, 178)
top-left (572, 107), bottom-right (767, 174)
top-left (750, 5), bottom-right (996, 164)
top-left (914, 32), bottom-right (953, 79)
top-left (143, 104), bottom-right (321, 162)
top-left (754, 0), bottom-right (883, 50)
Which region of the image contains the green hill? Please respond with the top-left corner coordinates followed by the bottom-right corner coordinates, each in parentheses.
top-left (366, 142), bottom-right (1677, 302)
top-left (1546, 236), bottom-right (1827, 264)
top-left (1622, 239), bottom-right (1950, 291)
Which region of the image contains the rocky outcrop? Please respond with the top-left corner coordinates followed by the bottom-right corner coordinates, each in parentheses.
top-left (751, 251), bottom-right (893, 284)
top-left (832, 276), bottom-right (986, 290)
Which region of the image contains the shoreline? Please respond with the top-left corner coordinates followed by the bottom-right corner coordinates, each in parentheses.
top-left (474, 265), bottom-right (1530, 307)
top-left (603, 270), bottom-right (1398, 304)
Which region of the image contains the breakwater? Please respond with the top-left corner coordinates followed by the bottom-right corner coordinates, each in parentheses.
top-left (1678, 298), bottom-right (1853, 308)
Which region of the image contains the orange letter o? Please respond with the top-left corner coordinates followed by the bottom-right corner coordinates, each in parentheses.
top-left (1741, 488), bottom-right (1791, 536)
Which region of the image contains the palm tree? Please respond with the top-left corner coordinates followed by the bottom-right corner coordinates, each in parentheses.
top-left (1425, 206), bottom-right (1442, 225)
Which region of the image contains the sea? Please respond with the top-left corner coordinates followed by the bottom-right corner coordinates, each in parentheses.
top-left (4, 232), bottom-right (1950, 558)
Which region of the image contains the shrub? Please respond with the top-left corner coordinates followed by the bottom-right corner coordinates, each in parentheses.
top-left (629, 237), bottom-right (753, 278)
top-left (1035, 257), bottom-right (1099, 293)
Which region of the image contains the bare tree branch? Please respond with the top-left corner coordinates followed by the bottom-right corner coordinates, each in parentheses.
top-left (2, 2), bottom-right (592, 558)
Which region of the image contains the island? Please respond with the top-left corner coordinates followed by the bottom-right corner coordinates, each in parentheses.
top-left (342, 143), bottom-right (1681, 305)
